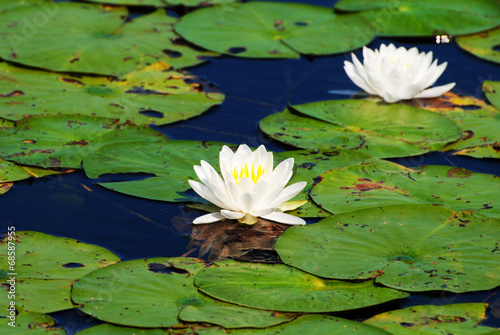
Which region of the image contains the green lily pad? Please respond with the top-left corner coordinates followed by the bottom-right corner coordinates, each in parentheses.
top-left (0, 159), bottom-right (69, 183)
top-left (364, 303), bottom-right (494, 334)
top-left (0, 309), bottom-right (66, 334)
top-left (0, 231), bottom-right (120, 313)
top-left (408, 92), bottom-right (500, 159)
top-left (457, 27), bottom-right (500, 64)
top-left (84, 140), bottom-right (227, 202)
top-left (175, 2), bottom-right (375, 58)
top-left (85, 0), bottom-right (238, 6)
top-left (310, 160), bottom-right (500, 218)
top-left (276, 205), bottom-right (500, 292)
top-left (334, 0), bottom-right (500, 36)
top-left (484, 80), bottom-right (500, 110)
top-left (194, 259), bottom-right (409, 312)
top-left (274, 149), bottom-right (372, 217)
top-left (73, 257), bottom-right (282, 328)
top-left (0, 4), bottom-right (217, 75)
top-left (77, 314), bottom-right (391, 334)
top-left (0, 182), bottom-right (13, 194)
top-left (259, 100), bottom-right (461, 159)
top-left (0, 62), bottom-right (224, 125)
top-left (0, 114), bottom-right (168, 169)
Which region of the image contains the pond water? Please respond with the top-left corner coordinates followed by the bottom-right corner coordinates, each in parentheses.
top-left (1, 0), bottom-right (500, 333)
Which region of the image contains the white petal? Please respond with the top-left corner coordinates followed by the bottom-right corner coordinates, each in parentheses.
top-left (422, 61), bottom-right (448, 89)
top-left (250, 207), bottom-right (275, 217)
top-left (344, 61), bottom-right (377, 95)
top-left (221, 209), bottom-right (245, 220)
top-left (238, 192), bottom-right (258, 213)
top-left (414, 82), bottom-right (455, 99)
top-left (188, 180), bottom-right (227, 210)
top-left (261, 211), bottom-right (306, 225)
top-left (268, 181), bottom-right (307, 209)
top-left (193, 212), bottom-right (225, 224)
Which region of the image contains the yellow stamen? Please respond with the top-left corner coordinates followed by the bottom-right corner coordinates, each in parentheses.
top-left (231, 163), bottom-right (265, 185)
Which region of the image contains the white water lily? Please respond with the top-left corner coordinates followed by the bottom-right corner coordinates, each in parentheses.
top-left (343, 43), bottom-right (455, 103)
top-left (188, 144), bottom-right (307, 225)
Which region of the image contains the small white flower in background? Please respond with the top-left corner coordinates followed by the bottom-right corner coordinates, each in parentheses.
top-left (343, 43), bottom-right (456, 103)
top-left (188, 144), bottom-right (307, 225)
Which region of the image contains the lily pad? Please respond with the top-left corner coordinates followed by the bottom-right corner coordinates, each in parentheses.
top-left (0, 309), bottom-right (66, 334)
top-left (0, 62), bottom-right (224, 125)
top-left (84, 140), bottom-right (227, 202)
top-left (0, 231), bottom-right (120, 313)
top-left (408, 92), bottom-right (500, 159)
top-left (0, 114), bottom-right (168, 169)
top-left (457, 27), bottom-right (500, 64)
top-left (0, 4), bottom-right (217, 75)
top-left (310, 160), bottom-right (500, 218)
top-left (484, 80), bottom-right (500, 110)
top-left (175, 2), bottom-right (375, 58)
top-left (276, 205), bottom-right (500, 292)
top-left (194, 259), bottom-right (409, 312)
top-left (84, 0), bottom-right (238, 6)
top-left (364, 303), bottom-right (494, 334)
top-left (0, 159), bottom-right (70, 183)
top-left (274, 149), bottom-right (372, 217)
top-left (334, 0), bottom-right (500, 36)
top-left (77, 314), bottom-right (391, 334)
top-left (259, 100), bottom-right (461, 159)
top-left (0, 182), bottom-right (13, 194)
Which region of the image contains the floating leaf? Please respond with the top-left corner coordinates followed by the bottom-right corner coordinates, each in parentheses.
top-left (0, 114), bottom-right (168, 169)
top-left (364, 303), bottom-right (494, 334)
top-left (408, 91), bottom-right (500, 159)
top-left (194, 259), bottom-right (408, 312)
top-left (260, 100), bottom-right (461, 159)
top-left (0, 231), bottom-right (120, 313)
top-left (0, 159), bottom-right (71, 183)
top-left (484, 80), bottom-right (500, 110)
top-left (0, 4), bottom-right (216, 75)
top-left (0, 62), bottom-right (224, 125)
top-left (274, 149), bottom-right (372, 217)
top-left (311, 160), bottom-right (500, 218)
top-left (276, 205), bottom-right (500, 293)
top-left (334, 0), bottom-right (500, 36)
top-left (175, 2), bottom-right (375, 58)
top-left (77, 314), bottom-right (391, 334)
top-left (457, 27), bottom-right (500, 64)
top-left (84, 140), bottom-right (227, 202)
top-left (0, 182), bottom-right (13, 194)
top-left (84, 0), bottom-right (238, 6)
top-left (0, 309), bottom-right (66, 334)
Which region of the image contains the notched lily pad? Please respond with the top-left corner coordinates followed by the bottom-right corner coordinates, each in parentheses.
top-left (0, 5), bottom-right (217, 75)
top-left (0, 62), bottom-right (224, 126)
top-left (365, 303), bottom-right (494, 335)
top-left (0, 231), bottom-right (120, 313)
top-left (276, 205), bottom-right (500, 293)
top-left (335, 0), bottom-right (500, 36)
top-left (0, 114), bottom-right (168, 169)
top-left (457, 26), bottom-right (500, 64)
top-left (260, 100), bottom-right (461, 159)
top-left (194, 259), bottom-right (409, 312)
top-left (311, 160), bottom-right (499, 218)
top-left (175, 2), bottom-right (375, 58)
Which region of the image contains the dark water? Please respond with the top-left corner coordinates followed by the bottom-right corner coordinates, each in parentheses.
top-left (2, 0), bottom-right (500, 333)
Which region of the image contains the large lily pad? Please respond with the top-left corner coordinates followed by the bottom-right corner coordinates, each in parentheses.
top-left (0, 231), bottom-right (120, 313)
top-left (0, 309), bottom-right (66, 334)
top-left (175, 2), bottom-right (375, 58)
top-left (0, 62), bottom-right (224, 125)
top-left (0, 114), bottom-right (168, 169)
top-left (276, 205), bottom-right (500, 293)
top-left (84, 140), bottom-right (227, 202)
top-left (85, 0), bottom-right (238, 6)
top-left (408, 92), bottom-right (500, 159)
top-left (77, 314), bottom-right (391, 334)
top-left (0, 159), bottom-right (66, 182)
top-left (310, 160), bottom-right (500, 218)
top-left (259, 100), bottom-right (461, 159)
top-left (457, 27), bottom-right (500, 64)
top-left (0, 4), bottom-right (217, 75)
top-left (194, 259), bottom-right (409, 312)
top-left (334, 0), bottom-right (500, 36)
top-left (364, 303), bottom-right (494, 334)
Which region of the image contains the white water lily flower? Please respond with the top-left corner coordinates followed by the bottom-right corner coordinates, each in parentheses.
top-left (188, 144), bottom-right (307, 225)
top-left (343, 43), bottom-right (456, 103)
